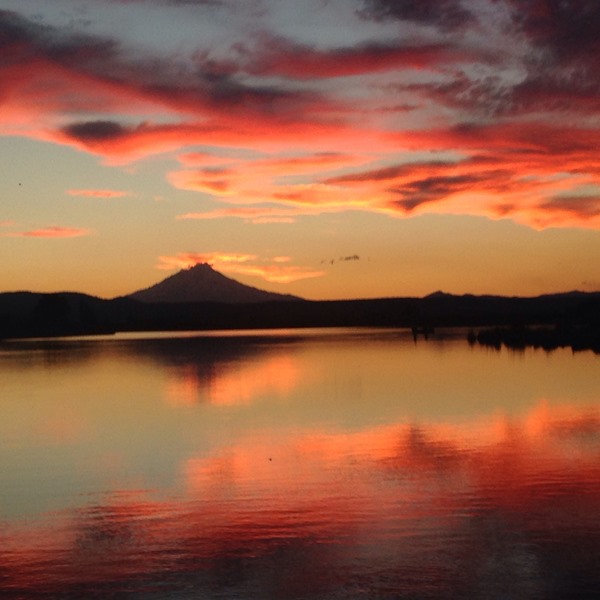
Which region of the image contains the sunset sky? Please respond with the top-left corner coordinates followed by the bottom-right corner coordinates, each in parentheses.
top-left (1, 0), bottom-right (599, 299)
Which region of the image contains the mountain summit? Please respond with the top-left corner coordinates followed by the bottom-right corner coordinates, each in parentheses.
top-left (128, 263), bottom-right (302, 303)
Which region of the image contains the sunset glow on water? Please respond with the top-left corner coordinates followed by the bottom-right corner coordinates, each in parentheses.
top-left (2, 2), bottom-right (600, 596)
top-left (1, 330), bottom-right (599, 598)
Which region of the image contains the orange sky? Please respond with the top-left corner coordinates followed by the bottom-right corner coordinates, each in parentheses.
top-left (1, 0), bottom-right (599, 299)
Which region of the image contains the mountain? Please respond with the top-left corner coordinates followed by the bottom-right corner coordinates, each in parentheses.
top-left (127, 263), bottom-right (303, 304)
top-left (0, 291), bottom-right (136, 338)
top-left (1, 286), bottom-right (600, 352)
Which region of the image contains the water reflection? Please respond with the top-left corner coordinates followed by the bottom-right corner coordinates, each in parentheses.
top-left (165, 353), bottom-right (303, 407)
top-left (0, 330), bottom-right (599, 598)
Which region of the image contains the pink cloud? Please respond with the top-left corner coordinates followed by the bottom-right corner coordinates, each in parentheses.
top-left (177, 206), bottom-right (304, 223)
top-left (6, 226), bottom-right (91, 238)
top-left (67, 189), bottom-right (131, 198)
top-left (157, 252), bottom-right (257, 270)
top-left (157, 251), bottom-right (325, 284)
top-left (241, 36), bottom-right (486, 80)
top-left (1, 5), bottom-right (599, 231)
top-left (220, 263), bottom-right (326, 284)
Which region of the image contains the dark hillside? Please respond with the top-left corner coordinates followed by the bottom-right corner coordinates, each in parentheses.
top-left (2, 290), bottom-right (599, 349)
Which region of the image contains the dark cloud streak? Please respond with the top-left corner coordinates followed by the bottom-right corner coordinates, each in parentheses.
top-left (358, 0), bottom-right (474, 31)
top-left (63, 120), bottom-right (128, 141)
top-left (240, 35), bottom-right (479, 80)
top-left (540, 195), bottom-right (600, 220)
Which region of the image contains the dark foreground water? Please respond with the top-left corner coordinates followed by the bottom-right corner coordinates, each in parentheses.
top-left (1, 328), bottom-right (599, 599)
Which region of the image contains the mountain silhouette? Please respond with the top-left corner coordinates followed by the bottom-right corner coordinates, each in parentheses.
top-left (128, 263), bottom-right (302, 303)
top-left (1, 285), bottom-right (600, 352)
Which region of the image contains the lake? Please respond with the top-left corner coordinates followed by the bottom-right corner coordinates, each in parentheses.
top-left (1, 328), bottom-right (599, 599)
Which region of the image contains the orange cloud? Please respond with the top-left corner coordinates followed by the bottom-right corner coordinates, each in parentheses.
top-left (168, 151), bottom-right (372, 210)
top-left (67, 189), bottom-right (131, 198)
top-left (250, 217), bottom-right (295, 223)
top-left (218, 262), bottom-right (326, 284)
top-left (6, 226), bottom-right (91, 238)
top-left (177, 206), bottom-right (305, 223)
top-left (52, 117), bottom-right (379, 166)
top-left (2, 6), bottom-right (600, 231)
top-left (161, 117), bottom-right (600, 229)
top-left (243, 36), bottom-right (482, 80)
top-left (157, 252), bottom-right (257, 270)
top-left (157, 251), bottom-right (325, 284)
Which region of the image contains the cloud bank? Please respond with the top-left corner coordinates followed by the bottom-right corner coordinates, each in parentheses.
top-left (1, 0), bottom-right (599, 252)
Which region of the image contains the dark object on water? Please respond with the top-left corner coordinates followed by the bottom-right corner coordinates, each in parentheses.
top-left (473, 323), bottom-right (600, 354)
top-left (411, 325), bottom-right (434, 340)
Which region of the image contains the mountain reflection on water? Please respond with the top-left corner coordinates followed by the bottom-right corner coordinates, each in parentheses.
top-left (0, 329), bottom-right (599, 599)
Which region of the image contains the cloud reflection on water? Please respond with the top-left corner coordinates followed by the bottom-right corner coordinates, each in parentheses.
top-left (1, 332), bottom-right (600, 598)
top-left (1, 401), bottom-right (599, 598)
top-left (165, 353), bottom-right (304, 407)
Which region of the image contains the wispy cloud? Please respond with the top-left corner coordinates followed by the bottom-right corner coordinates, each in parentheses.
top-left (176, 205), bottom-right (308, 223)
top-left (240, 35), bottom-right (481, 80)
top-left (222, 263), bottom-right (326, 284)
top-left (157, 251), bottom-right (257, 270)
top-left (67, 189), bottom-right (131, 198)
top-left (157, 251), bottom-right (325, 283)
top-left (358, 0), bottom-right (475, 32)
top-left (6, 226), bottom-right (91, 238)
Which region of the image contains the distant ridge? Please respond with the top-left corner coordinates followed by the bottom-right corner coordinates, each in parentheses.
top-left (127, 263), bottom-right (303, 304)
top-left (1, 287), bottom-right (600, 351)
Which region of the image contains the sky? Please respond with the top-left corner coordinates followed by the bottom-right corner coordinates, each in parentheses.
top-left (1, 0), bottom-right (599, 300)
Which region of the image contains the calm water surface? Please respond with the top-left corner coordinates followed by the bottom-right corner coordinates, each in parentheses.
top-left (1, 328), bottom-right (599, 599)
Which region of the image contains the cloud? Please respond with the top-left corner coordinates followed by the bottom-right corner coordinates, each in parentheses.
top-left (171, 151), bottom-right (369, 192)
top-left (56, 116), bottom-right (366, 163)
top-left (508, 0), bottom-right (600, 61)
top-left (358, 0), bottom-right (474, 31)
top-left (169, 118), bottom-right (600, 227)
top-left (105, 0), bottom-right (226, 5)
top-left (223, 263), bottom-right (326, 284)
top-left (157, 251), bottom-right (257, 270)
top-left (1, 3), bottom-right (600, 230)
top-left (322, 126), bottom-right (600, 226)
top-left (0, 9), bottom-right (338, 152)
top-left (507, 3), bottom-right (600, 117)
top-left (176, 207), bottom-right (302, 222)
top-left (63, 121), bottom-right (128, 142)
top-left (249, 217), bottom-right (295, 224)
top-left (170, 150), bottom-right (376, 221)
top-left (389, 173), bottom-right (497, 212)
top-left (67, 189), bottom-right (131, 198)
top-left (539, 195), bottom-right (600, 222)
top-left (0, 10), bottom-right (134, 130)
top-left (157, 251), bottom-right (325, 283)
top-left (242, 35), bottom-right (479, 80)
top-left (6, 226), bottom-right (91, 238)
